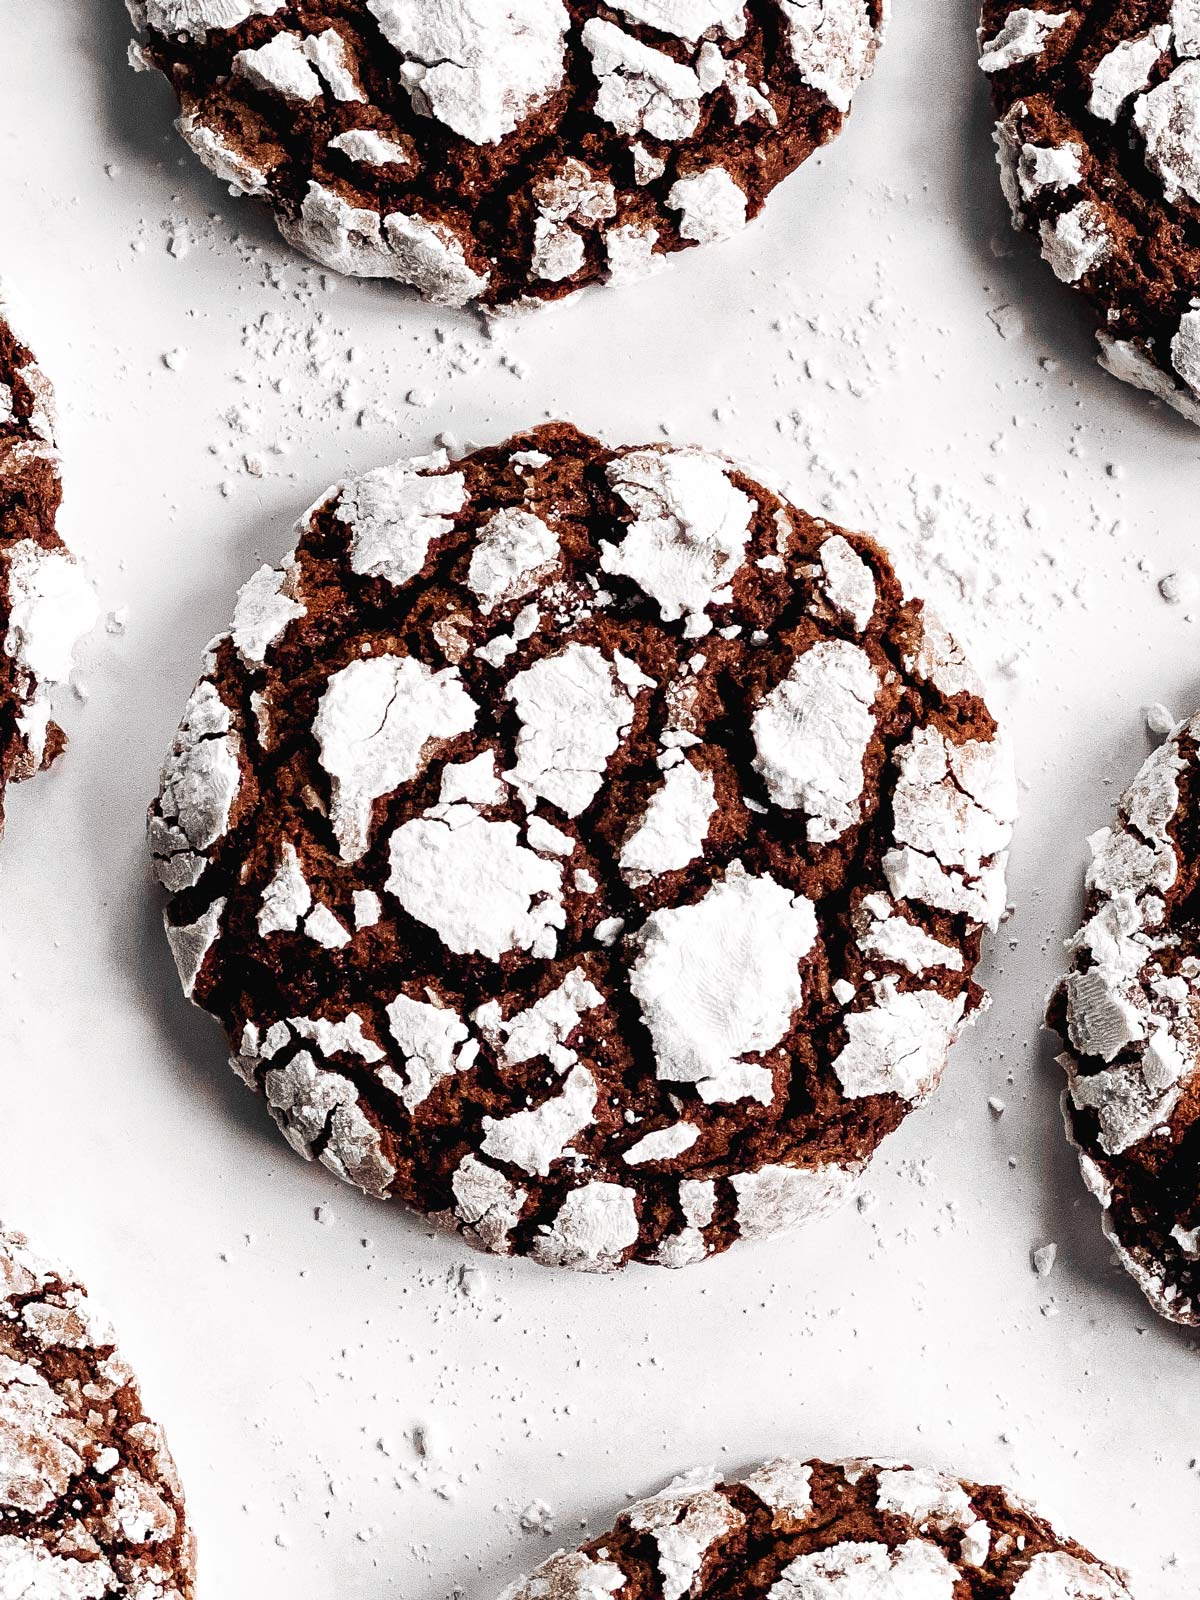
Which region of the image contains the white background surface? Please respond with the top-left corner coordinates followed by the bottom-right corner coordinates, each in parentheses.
top-left (1, 3), bottom-right (1198, 1596)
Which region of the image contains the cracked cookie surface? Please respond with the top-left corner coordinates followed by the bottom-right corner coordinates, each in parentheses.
top-left (150, 421), bottom-right (1014, 1273)
top-left (0, 289), bottom-right (95, 848)
top-left (0, 1223), bottom-right (196, 1600)
top-left (979, 0), bottom-right (1200, 423)
top-left (1049, 709), bottom-right (1200, 1324)
top-left (496, 1457), bottom-right (1130, 1600)
top-left (126, 1), bottom-right (886, 309)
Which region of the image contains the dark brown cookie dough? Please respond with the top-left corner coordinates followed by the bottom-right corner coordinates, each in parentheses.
top-left (979, 0), bottom-right (1200, 423)
top-left (1048, 709), bottom-right (1200, 1325)
top-left (0, 1223), bottom-right (196, 1599)
top-left (496, 1458), bottom-right (1131, 1600)
top-left (149, 422), bottom-right (1015, 1273)
top-left (125, 1), bottom-right (886, 309)
top-left (0, 289), bottom-right (94, 846)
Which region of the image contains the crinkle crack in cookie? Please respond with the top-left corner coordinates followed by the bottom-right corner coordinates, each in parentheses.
top-left (0, 1223), bottom-right (196, 1599)
top-left (126, 0), bottom-right (887, 310)
top-left (979, 0), bottom-right (1200, 424)
top-left (0, 288), bottom-right (96, 846)
top-left (497, 1458), bottom-right (1131, 1600)
top-left (1049, 709), bottom-right (1200, 1325)
top-left (149, 422), bottom-right (1015, 1274)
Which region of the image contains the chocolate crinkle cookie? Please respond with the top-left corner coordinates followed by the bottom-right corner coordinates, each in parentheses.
top-left (0, 289), bottom-right (95, 846)
top-left (0, 1224), bottom-right (196, 1599)
top-left (149, 422), bottom-right (1015, 1274)
top-left (1049, 709), bottom-right (1200, 1325)
top-left (125, 0), bottom-right (886, 310)
top-left (979, 0), bottom-right (1200, 424)
top-left (497, 1458), bottom-right (1131, 1600)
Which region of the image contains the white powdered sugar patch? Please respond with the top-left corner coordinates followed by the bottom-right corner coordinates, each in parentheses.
top-left (612, 0), bottom-right (746, 40)
top-left (480, 1064), bottom-right (598, 1175)
top-left (1088, 26), bottom-right (1170, 122)
top-left (233, 33), bottom-right (324, 101)
top-left (279, 184), bottom-right (490, 304)
top-left (625, 1471), bottom-right (744, 1600)
top-left (731, 1162), bottom-right (863, 1238)
top-left (386, 806), bottom-right (565, 960)
top-left (257, 843), bottom-right (312, 936)
top-left (149, 680), bottom-right (242, 893)
top-left (505, 643), bottom-right (653, 816)
top-left (1009, 1552), bottom-right (1129, 1599)
top-left (385, 992), bottom-right (475, 1110)
top-left (620, 759), bottom-right (717, 875)
top-left (498, 1552), bottom-right (627, 1600)
top-left (832, 982), bottom-right (966, 1101)
top-left (1172, 303), bottom-right (1200, 397)
top-left (165, 897), bottom-right (226, 999)
top-left (1038, 201), bottom-right (1111, 284)
top-left (769, 1538), bottom-right (959, 1599)
top-left (131, 0), bottom-right (285, 38)
top-left (467, 508), bottom-right (560, 610)
top-left (530, 1181), bottom-right (640, 1271)
top-left (752, 639), bottom-right (879, 842)
top-left (475, 968), bottom-right (604, 1068)
top-left (623, 1122), bottom-right (700, 1164)
top-left (4, 541), bottom-right (97, 694)
top-left (366, 0), bottom-right (570, 145)
top-left (1134, 59), bottom-right (1200, 206)
top-left (314, 653), bottom-right (477, 861)
top-left (885, 727), bottom-right (1016, 931)
top-left (666, 166), bottom-right (748, 243)
top-left (176, 111), bottom-right (272, 196)
top-left (818, 534), bottom-right (876, 631)
top-left (336, 457), bottom-right (466, 588)
top-left (602, 448), bottom-right (754, 630)
top-left (742, 1459), bottom-right (815, 1521)
top-left (328, 129), bottom-right (411, 168)
top-left (776, 0), bottom-right (883, 113)
top-left (582, 19), bottom-right (706, 142)
top-left (629, 866), bottom-right (817, 1105)
top-left (230, 559), bottom-right (305, 666)
top-left (978, 8), bottom-right (1071, 73)
top-left (452, 1154), bottom-right (528, 1253)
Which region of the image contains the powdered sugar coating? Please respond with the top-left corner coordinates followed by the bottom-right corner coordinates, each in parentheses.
top-left (0, 292), bottom-right (96, 839)
top-left (498, 1458), bottom-right (1129, 1600)
top-left (981, 0), bottom-right (1200, 422)
top-left (0, 1224), bottom-right (195, 1598)
top-left (127, 0), bottom-right (886, 308)
top-left (1050, 708), bottom-right (1200, 1324)
top-left (151, 424), bottom-right (1011, 1272)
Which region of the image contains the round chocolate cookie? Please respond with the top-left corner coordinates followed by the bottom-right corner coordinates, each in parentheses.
top-left (979, 1), bottom-right (1200, 424)
top-left (150, 422), bottom-right (1015, 1273)
top-left (125, 1), bottom-right (886, 310)
top-left (0, 288), bottom-right (95, 846)
top-left (1048, 710), bottom-right (1200, 1325)
top-left (497, 1458), bottom-right (1130, 1600)
top-left (0, 1223), bottom-right (195, 1598)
